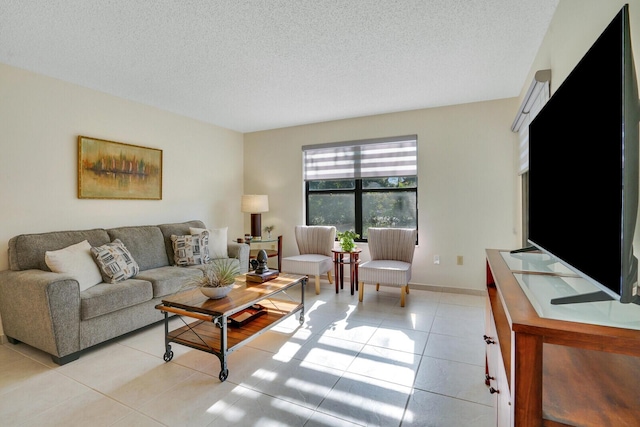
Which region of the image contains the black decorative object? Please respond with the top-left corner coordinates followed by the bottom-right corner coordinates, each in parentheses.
top-left (246, 249), bottom-right (279, 283)
top-left (254, 249), bottom-right (269, 274)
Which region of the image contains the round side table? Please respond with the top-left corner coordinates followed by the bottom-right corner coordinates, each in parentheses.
top-left (331, 248), bottom-right (362, 295)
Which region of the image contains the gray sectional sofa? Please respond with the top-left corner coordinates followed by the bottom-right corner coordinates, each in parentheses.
top-left (0, 220), bottom-right (249, 364)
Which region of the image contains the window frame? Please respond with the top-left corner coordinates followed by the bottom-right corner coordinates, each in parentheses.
top-left (305, 179), bottom-right (418, 242)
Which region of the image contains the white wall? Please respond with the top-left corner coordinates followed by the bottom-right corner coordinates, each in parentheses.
top-left (244, 99), bottom-right (521, 293)
top-left (0, 63), bottom-right (245, 336)
top-left (519, 0), bottom-right (640, 109)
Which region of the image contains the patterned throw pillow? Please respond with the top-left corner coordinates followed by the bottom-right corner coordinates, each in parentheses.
top-left (171, 231), bottom-right (210, 266)
top-left (90, 239), bottom-right (140, 283)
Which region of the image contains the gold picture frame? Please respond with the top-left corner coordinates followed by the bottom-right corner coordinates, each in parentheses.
top-left (78, 136), bottom-right (162, 200)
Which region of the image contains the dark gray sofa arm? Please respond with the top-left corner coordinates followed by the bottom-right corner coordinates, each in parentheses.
top-left (228, 242), bottom-right (250, 273)
top-left (0, 269), bottom-right (81, 360)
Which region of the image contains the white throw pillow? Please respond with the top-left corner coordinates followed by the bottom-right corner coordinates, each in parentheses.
top-left (45, 240), bottom-right (103, 292)
top-left (190, 226), bottom-right (228, 259)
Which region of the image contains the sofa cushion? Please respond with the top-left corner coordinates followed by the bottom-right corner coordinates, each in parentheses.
top-left (171, 232), bottom-right (210, 266)
top-left (107, 226), bottom-right (169, 271)
top-left (8, 229), bottom-right (110, 271)
top-left (190, 226), bottom-right (228, 259)
top-left (45, 240), bottom-right (103, 292)
top-left (158, 220), bottom-right (207, 265)
top-left (90, 239), bottom-right (140, 283)
top-left (136, 266), bottom-right (203, 297)
top-left (80, 279), bottom-right (153, 320)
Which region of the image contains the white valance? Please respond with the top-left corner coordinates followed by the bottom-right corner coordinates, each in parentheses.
top-left (302, 135), bottom-right (417, 181)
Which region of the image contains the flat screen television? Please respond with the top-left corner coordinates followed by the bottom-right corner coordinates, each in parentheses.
top-left (527, 4), bottom-right (640, 305)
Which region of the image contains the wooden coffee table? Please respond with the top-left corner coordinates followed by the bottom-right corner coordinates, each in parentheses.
top-left (155, 273), bottom-right (306, 381)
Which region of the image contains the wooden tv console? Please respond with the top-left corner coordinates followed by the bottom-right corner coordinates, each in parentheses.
top-left (485, 249), bottom-right (640, 427)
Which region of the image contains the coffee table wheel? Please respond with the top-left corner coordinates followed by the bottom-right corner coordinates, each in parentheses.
top-left (163, 350), bottom-right (174, 362)
top-left (299, 315), bottom-right (305, 325)
top-left (219, 368), bottom-right (229, 382)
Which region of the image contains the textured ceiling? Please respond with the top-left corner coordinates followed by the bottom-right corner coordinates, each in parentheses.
top-left (0, 0), bottom-right (559, 133)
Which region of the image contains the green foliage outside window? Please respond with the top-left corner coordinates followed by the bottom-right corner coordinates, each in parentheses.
top-left (362, 176), bottom-right (417, 189)
top-left (307, 176), bottom-right (417, 240)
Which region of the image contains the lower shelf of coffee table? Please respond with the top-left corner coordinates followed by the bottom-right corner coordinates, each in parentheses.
top-left (167, 299), bottom-right (301, 353)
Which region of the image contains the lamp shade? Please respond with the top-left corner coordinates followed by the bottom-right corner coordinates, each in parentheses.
top-left (241, 195), bottom-right (269, 213)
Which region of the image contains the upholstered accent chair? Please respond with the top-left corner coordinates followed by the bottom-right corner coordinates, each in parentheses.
top-left (358, 227), bottom-right (417, 307)
top-left (281, 225), bottom-right (336, 294)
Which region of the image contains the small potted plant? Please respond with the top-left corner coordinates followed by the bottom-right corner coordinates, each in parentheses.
top-left (185, 258), bottom-right (241, 299)
top-left (337, 230), bottom-right (360, 252)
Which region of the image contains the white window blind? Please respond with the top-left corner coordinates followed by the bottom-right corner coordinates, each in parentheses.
top-left (303, 135), bottom-right (417, 181)
top-left (512, 70), bottom-right (551, 174)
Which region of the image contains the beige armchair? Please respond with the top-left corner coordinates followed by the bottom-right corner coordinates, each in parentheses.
top-left (281, 225), bottom-right (336, 294)
top-left (358, 227), bottom-right (417, 307)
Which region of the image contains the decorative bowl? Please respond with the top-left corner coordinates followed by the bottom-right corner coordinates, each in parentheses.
top-left (200, 286), bottom-right (232, 299)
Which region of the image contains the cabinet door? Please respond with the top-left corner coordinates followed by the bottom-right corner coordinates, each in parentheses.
top-left (495, 357), bottom-right (511, 427)
top-left (486, 306), bottom-right (512, 427)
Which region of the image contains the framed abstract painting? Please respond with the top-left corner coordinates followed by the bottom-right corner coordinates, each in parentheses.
top-left (78, 136), bottom-right (163, 200)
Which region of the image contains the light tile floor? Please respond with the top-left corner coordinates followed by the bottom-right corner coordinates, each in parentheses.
top-left (0, 280), bottom-right (495, 427)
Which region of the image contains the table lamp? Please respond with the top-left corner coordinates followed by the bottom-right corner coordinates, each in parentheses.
top-left (241, 194), bottom-right (269, 239)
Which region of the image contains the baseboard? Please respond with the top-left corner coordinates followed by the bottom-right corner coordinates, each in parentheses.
top-left (409, 283), bottom-right (486, 297)
top-left (325, 273), bottom-right (486, 297)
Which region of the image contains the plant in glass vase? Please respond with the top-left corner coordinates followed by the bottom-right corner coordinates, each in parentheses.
top-left (264, 225), bottom-right (275, 239)
top-left (337, 230), bottom-right (359, 252)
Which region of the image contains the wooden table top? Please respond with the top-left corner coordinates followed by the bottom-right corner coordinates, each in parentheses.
top-left (159, 273), bottom-right (306, 317)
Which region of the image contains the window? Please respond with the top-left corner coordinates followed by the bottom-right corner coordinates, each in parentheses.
top-left (303, 135), bottom-right (418, 240)
top-left (511, 71), bottom-right (550, 247)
